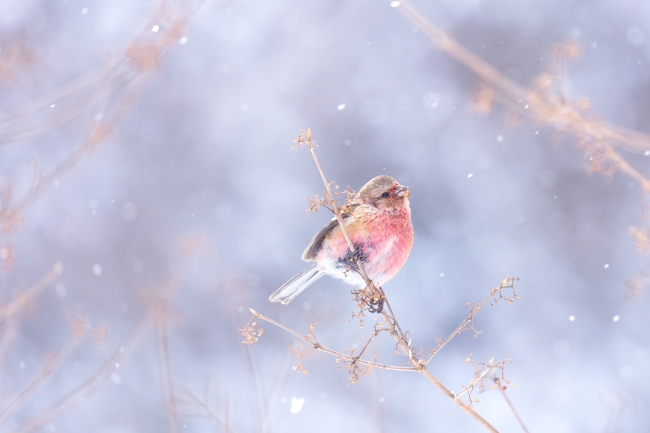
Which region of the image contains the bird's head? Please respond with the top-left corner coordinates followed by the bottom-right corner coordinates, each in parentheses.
top-left (358, 175), bottom-right (410, 211)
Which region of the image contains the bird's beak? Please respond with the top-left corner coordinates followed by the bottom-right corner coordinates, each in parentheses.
top-left (396, 185), bottom-right (410, 198)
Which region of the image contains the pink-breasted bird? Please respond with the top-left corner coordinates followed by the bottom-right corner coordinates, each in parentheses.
top-left (269, 175), bottom-right (414, 305)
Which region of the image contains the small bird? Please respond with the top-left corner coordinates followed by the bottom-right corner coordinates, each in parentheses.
top-left (269, 175), bottom-right (414, 305)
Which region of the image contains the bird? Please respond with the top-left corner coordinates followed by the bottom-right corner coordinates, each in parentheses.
top-left (269, 175), bottom-right (414, 305)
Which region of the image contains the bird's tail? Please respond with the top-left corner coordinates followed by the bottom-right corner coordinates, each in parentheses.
top-left (269, 264), bottom-right (324, 304)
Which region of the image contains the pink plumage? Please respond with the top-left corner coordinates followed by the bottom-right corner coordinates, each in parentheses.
top-left (269, 175), bottom-right (414, 305)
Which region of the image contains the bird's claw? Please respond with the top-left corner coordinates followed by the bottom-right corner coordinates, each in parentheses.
top-left (367, 296), bottom-right (385, 314)
top-left (348, 249), bottom-right (363, 263)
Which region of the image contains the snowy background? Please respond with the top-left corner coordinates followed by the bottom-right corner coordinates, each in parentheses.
top-left (1, 0), bottom-right (649, 431)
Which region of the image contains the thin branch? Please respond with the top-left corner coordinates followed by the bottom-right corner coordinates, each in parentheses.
top-left (296, 129), bottom-right (373, 286)
top-left (156, 315), bottom-right (179, 433)
top-left (3, 73), bottom-right (150, 221)
top-left (0, 0), bottom-right (216, 224)
top-left (354, 327), bottom-right (386, 362)
top-left (497, 379), bottom-right (530, 433)
top-left (0, 333), bottom-right (82, 427)
top-left (426, 278), bottom-right (518, 364)
top-left (0, 263), bottom-right (63, 320)
top-left (393, 0), bottom-right (650, 190)
top-left (8, 314), bottom-right (151, 433)
top-left (241, 329), bottom-right (270, 432)
top-left (247, 310), bottom-right (415, 372)
top-left (173, 383), bottom-right (243, 433)
top-left (378, 306), bottom-right (498, 432)
top-left (252, 310), bottom-right (414, 373)
top-left (10, 254), bottom-right (191, 433)
top-left (0, 314), bottom-right (19, 392)
top-left (453, 365), bottom-right (493, 401)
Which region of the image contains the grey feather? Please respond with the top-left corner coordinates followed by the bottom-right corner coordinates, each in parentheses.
top-left (268, 264), bottom-right (324, 304)
top-left (302, 218), bottom-right (340, 261)
top-left (301, 207), bottom-right (357, 261)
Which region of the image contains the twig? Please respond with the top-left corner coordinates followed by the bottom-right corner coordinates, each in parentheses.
top-left (173, 383), bottom-right (243, 433)
top-left (377, 305), bottom-right (498, 431)
top-left (241, 329), bottom-right (270, 432)
top-left (247, 309), bottom-right (415, 373)
top-left (0, 0), bottom-right (216, 224)
top-left (0, 332), bottom-right (82, 427)
top-left (156, 314), bottom-right (179, 433)
top-left (10, 255), bottom-right (191, 433)
top-left (0, 314), bottom-right (19, 391)
top-left (8, 314), bottom-right (151, 433)
top-left (295, 129), bottom-right (373, 286)
top-left (393, 0), bottom-right (650, 190)
top-left (497, 379), bottom-right (530, 433)
top-left (0, 263), bottom-right (63, 320)
top-left (453, 359), bottom-right (495, 401)
top-left (426, 278), bottom-right (519, 364)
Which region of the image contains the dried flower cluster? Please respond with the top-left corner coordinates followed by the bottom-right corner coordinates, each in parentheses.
top-left (456, 354), bottom-right (515, 409)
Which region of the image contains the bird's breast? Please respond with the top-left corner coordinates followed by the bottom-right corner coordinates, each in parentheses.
top-left (348, 209), bottom-right (414, 285)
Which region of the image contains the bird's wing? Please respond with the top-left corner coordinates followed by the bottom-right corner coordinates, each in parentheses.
top-left (301, 205), bottom-right (356, 261)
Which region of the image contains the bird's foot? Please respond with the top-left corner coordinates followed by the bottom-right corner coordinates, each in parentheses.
top-left (341, 248), bottom-right (366, 274)
top-left (347, 248), bottom-right (366, 264)
top-left (367, 296), bottom-right (384, 314)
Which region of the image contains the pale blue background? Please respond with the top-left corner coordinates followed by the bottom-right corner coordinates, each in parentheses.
top-left (1, 0), bottom-right (649, 431)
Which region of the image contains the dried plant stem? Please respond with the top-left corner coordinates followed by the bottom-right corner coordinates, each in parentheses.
top-left (426, 286), bottom-right (503, 364)
top-left (378, 305), bottom-right (497, 432)
top-left (497, 379), bottom-right (530, 433)
top-left (156, 318), bottom-right (179, 433)
top-left (394, 0), bottom-right (650, 189)
top-left (395, 1), bottom-right (527, 100)
top-left (173, 384), bottom-right (242, 433)
top-left (0, 0), bottom-right (216, 225)
top-left (10, 256), bottom-right (190, 433)
top-left (304, 138), bottom-right (373, 284)
top-left (250, 309), bottom-right (414, 372)
top-left (0, 62), bottom-right (125, 145)
top-left (241, 333), bottom-right (270, 432)
top-left (0, 315), bottom-right (19, 392)
top-left (298, 132), bottom-right (499, 432)
top-left (4, 75), bottom-right (150, 221)
top-left (453, 365), bottom-right (493, 400)
top-left (0, 263), bottom-right (62, 320)
top-left (8, 314), bottom-right (151, 433)
top-left (0, 333), bottom-right (81, 427)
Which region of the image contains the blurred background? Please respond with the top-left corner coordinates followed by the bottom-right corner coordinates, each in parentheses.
top-left (0, 0), bottom-right (649, 431)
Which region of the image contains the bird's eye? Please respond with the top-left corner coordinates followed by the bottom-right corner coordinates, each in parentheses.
top-left (381, 192), bottom-right (390, 198)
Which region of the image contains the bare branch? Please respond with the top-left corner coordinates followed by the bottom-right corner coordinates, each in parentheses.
top-left (0, 0), bottom-right (215, 225)
top-left (497, 379), bottom-right (530, 433)
top-left (247, 309), bottom-right (416, 374)
top-left (294, 129), bottom-right (374, 287)
top-left (426, 277), bottom-right (519, 364)
top-left (156, 310), bottom-right (179, 433)
top-left (8, 314), bottom-right (151, 433)
top-left (453, 355), bottom-right (514, 408)
top-left (0, 332), bottom-right (82, 427)
top-left (0, 263), bottom-right (63, 320)
top-left (393, 0), bottom-right (650, 190)
top-left (172, 383), bottom-right (243, 433)
top-left (10, 254), bottom-right (191, 433)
